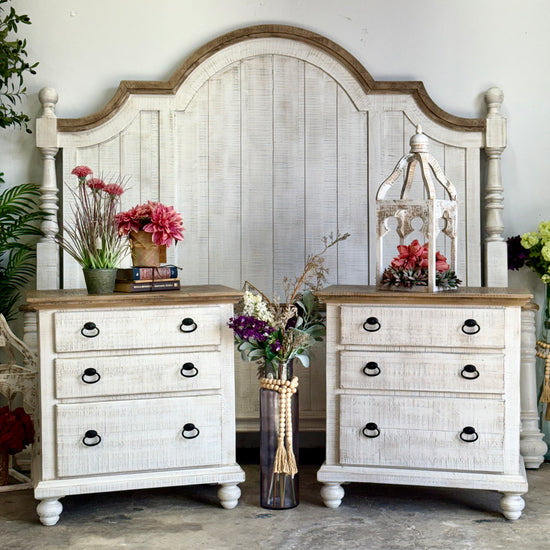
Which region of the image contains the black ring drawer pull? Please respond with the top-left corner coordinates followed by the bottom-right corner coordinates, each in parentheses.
top-left (362, 362), bottom-right (381, 377)
top-left (182, 423), bottom-right (200, 439)
top-left (460, 364), bottom-right (479, 379)
top-left (81, 367), bottom-right (101, 384)
top-left (460, 426), bottom-right (479, 442)
top-left (82, 430), bottom-right (102, 447)
top-left (362, 422), bottom-right (380, 438)
top-left (80, 322), bottom-right (100, 338)
top-left (461, 319), bottom-right (480, 335)
top-left (180, 362), bottom-right (199, 378)
top-left (363, 317), bottom-right (381, 332)
top-left (180, 318), bottom-right (198, 333)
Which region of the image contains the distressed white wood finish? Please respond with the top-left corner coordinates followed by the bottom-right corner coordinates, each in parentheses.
top-left (340, 304), bottom-right (505, 348)
top-left (53, 306), bottom-right (222, 352)
top-left (54, 350), bottom-right (223, 398)
top-left (340, 351), bottom-right (505, 394)
top-left (55, 395), bottom-right (223, 477)
top-left (26, 287), bottom-right (244, 525)
top-left (31, 26), bottom-right (542, 447)
top-left (317, 286), bottom-right (530, 520)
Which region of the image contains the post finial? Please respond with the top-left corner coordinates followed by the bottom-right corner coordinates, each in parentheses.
top-left (485, 87), bottom-right (504, 118)
top-left (38, 87), bottom-right (58, 118)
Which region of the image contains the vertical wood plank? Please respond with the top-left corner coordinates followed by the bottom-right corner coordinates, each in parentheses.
top-left (158, 109), bottom-right (179, 266)
top-left (466, 147), bottom-right (482, 286)
top-left (140, 111), bottom-right (160, 202)
top-left (305, 63), bottom-right (338, 285)
top-left (241, 55), bottom-right (273, 293)
top-left (273, 56), bottom-right (305, 300)
top-left (337, 88), bottom-right (369, 284)
top-left (175, 84), bottom-right (210, 285)
top-left (98, 136), bottom-right (121, 180)
top-left (374, 110), bottom-right (406, 273)
top-left (444, 145), bottom-right (468, 282)
top-left (208, 63), bottom-right (241, 288)
top-left (119, 115), bottom-right (142, 210)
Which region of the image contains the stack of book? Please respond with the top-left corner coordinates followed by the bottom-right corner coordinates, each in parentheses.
top-left (114, 266), bottom-right (180, 292)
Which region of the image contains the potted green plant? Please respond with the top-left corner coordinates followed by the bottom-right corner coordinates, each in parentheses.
top-left (0, 178), bottom-right (46, 321)
top-left (56, 166), bottom-right (128, 294)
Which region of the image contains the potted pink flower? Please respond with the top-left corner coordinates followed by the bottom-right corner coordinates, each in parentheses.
top-left (56, 166), bottom-right (129, 294)
top-left (116, 201), bottom-right (184, 267)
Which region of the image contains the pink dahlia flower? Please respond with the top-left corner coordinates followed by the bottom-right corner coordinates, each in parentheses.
top-left (71, 165), bottom-right (93, 178)
top-left (116, 206), bottom-right (145, 235)
top-left (142, 201), bottom-right (184, 247)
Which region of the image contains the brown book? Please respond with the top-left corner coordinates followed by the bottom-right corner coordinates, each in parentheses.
top-left (114, 279), bottom-right (181, 293)
top-left (116, 266), bottom-right (179, 281)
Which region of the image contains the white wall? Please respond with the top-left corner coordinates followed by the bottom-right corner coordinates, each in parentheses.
top-left (2, 0), bottom-right (550, 315)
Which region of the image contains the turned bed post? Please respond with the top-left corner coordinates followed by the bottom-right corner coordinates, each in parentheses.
top-left (484, 87), bottom-right (507, 287)
top-left (484, 87), bottom-right (547, 466)
top-left (23, 88), bottom-right (61, 351)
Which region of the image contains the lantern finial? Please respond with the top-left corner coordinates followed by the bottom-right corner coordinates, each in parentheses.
top-left (410, 125), bottom-right (429, 153)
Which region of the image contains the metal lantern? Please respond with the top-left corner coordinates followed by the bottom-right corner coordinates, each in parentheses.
top-left (376, 125), bottom-right (458, 291)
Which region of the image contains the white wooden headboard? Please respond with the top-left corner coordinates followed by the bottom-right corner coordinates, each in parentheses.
top-left (32, 25), bottom-right (514, 433)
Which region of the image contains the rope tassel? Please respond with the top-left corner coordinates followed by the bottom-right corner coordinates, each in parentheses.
top-left (260, 376), bottom-right (299, 476)
top-left (536, 340), bottom-right (550, 419)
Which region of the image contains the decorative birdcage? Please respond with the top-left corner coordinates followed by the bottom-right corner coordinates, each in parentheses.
top-left (376, 125), bottom-right (460, 292)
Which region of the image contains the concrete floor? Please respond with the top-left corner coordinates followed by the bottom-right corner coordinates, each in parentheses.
top-left (2, 455), bottom-right (550, 550)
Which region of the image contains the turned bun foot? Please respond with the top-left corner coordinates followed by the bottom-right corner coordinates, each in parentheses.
top-left (218, 483), bottom-right (241, 509)
top-left (37, 498), bottom-right (63, 526)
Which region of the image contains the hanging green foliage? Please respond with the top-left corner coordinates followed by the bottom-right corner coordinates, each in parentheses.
top-left (0, 0), bottom-right (38, 132)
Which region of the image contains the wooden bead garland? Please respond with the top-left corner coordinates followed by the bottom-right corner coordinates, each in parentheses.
top-left (260, 376), bottom-right (299, 476)
top-left (536, 340), bottom-right (550, 419)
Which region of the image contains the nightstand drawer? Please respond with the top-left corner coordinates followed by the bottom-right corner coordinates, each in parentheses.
top-left (339, 395), bottom-right (505, 472)
top-left (53, 306), bottom-right (222, 352)
top-left (340, 305), bottom-right (505, 348)
top-left (55, 395), bottom-right (223, 477)
top-left (55, 350), bottom-right (223, 398)
top-left (340, 351), bottom-right (504, 394)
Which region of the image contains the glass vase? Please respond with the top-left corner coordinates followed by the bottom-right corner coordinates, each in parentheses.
top-left (260, 360), bottom-right (299, 509)
top-left (537, 283), bottom-right (550, 459)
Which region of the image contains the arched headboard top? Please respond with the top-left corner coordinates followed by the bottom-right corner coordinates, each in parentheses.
top-left (55, 24), bottom-right (485, 135)
top-left (35, 23), bottom-right (508, 297)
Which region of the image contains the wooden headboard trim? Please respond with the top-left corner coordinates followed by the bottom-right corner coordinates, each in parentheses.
top-left (56, 24), bottom-right (485, 133)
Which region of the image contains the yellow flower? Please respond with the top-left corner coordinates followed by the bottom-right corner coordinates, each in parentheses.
top-left (539, 221), bottom-right (550, 243)
top-left (521, 232), bottom-right (539, 249)
top-left (543, 274), bottom-right (550, 284)
top-left (542, 245), bottom-right (550, 262)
